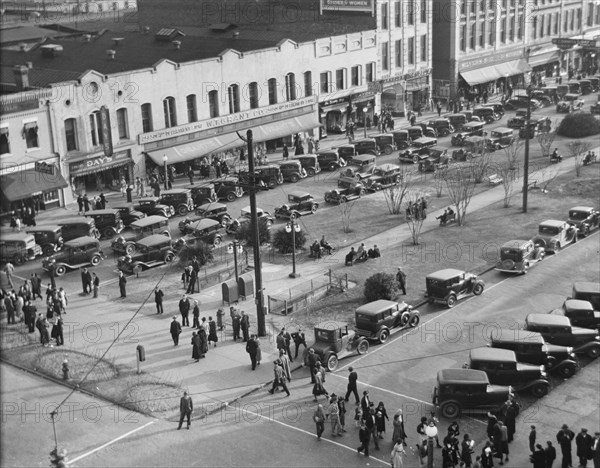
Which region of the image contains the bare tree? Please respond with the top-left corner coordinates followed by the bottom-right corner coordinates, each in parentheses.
top-left (536, 128), bottom-right (556, 158)
top-left (443, 167), bottom-right (477, 226)
top-left (405, 193), bottom-right (426, 245)
top-left (567, 140), bottom-right (592, 177)
top-left (339, 199), bottom-right (357, 233)
top-left (433, 166), bottom-right (446, 197)
top-left (469, 149), bottom-right (493, 184)
top-left (503, 137), bottom-right (523, 177)
top-left (499, 163), bottom-right (516, 208)
top-left (529, 163), bottom-right (560, 193)
top-left (382, 166), bottom-right (413, 214)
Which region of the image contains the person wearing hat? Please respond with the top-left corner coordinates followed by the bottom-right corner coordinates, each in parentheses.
top-left (592, 432), bottom-right (600, 468)
top-left (327, 394), bottom-right (343, 437)
top-left (576, 428), bottom-right (593, 468)
top-left (530, 425), bottom-right (538, 453)
top-left (531, 443), bottom-right (547, 468)
top-left (396, 267), bottom-right (407, 295)
top-left (313, 403), bottom-right (326, 440)
top-left (170, 316), bottom-right (182, 346)
top-left (177, 391), bottom-right (193, 430)
top-left (344, 366), bottom-right (360, 405)
top-left (268, 360), bottom-right (290, 396)
top-left (556, 424), bottom-right (575, 468)
top-left (307, 348), bottom-right (320, 384)
top-left (360, 390), bottom-right (371, 418)
top-left (357, 420), bottom-right (371, 457)
top-left (545, 441), bottom-right (557, 468)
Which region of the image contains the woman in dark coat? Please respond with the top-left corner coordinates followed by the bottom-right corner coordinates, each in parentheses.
top-left (191, 332), bottom-right (201, 362)
top-left (208, 316), bottom-right (218, 347)
top-left (198, 327), bottom-right (208, 358)
top-left (375, 402), bottom-right (389, 438)
top-left (461, 433), bottom-right (475, 468)
top-left (392, 410), bottom-right (406, 445)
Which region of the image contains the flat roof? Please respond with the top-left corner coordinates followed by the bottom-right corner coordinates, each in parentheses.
top-left (501, 239), bottom-right (531, 249)
top-left (315, 321), bottom-right (348, 330)
top-left (564, 299), bottom-right (594, 311)
top-left (569, 206), bottom-right (595, 212)
top-left (26, 225), bottom-right (61, 232)
top-left (356, 299), bottom-right (401, 314)
top-left (136, 234), bottom-right (172, 246)
top-left (196, 202), bottom-right (226, 211)
top-left (491, 127), bottom-right (513, 133)
top-left (55, 218), bottom-right (94, 225)
top-left (376, 163), bottom-right (401, 171)
top-left (491, 329), bottom-right (545, 344)
top-left (130, 215), bottom-right (169, 227)
top-left (573, 282), bottom-right (600, 294)
top-left (86, 209), bottom-right (121, 216)
top-left (189, 218), bottom-right (220, 230)
top-left (64, 236), bottom-right (99, 246)
top-left (539, 219), bottom-right (565, 227)
top-left (0, 232), bottom-right (35, 241)
top-left (437, 368), bottom-right (489, 384)
top-left (160, 189), bottom-right (191, 195)
top-left (526, 313), bottom-right (571, 326)
top-left (470, 347), bottom-right (516, 362)
top-left (426, 268), bottom-right (465, 281)
top-left (288, 190), bottom-right (311, 198)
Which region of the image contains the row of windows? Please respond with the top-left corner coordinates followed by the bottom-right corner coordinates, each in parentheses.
top-left (381, 35), bottom-right (428, 70)
top-left (0, 123), bottom-right (40, 155)
top-left (532, 8), bottom-right (583, 40)
top-left (381, 0), bottom-right (428, 29)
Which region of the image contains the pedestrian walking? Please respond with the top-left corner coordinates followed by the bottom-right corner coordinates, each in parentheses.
top-left (365, 406), bottom-right (380, 450)
top-left (278, 349), bottom-right (292, 382)
top-left (268, 360), bottom-right (290, 396)
top-left (576, 428), bottom-right (593, 468)
top-left (461, 433), bottom-right (475, 468)
top-left (231, 307), bottom-right (241, 341)
top-left (187, 165), bottom-right (194, 185)
top-left (83, 194), bottom-right (90, 213)
top-left (391, 441), bottom-right (406, 467)
top-left (57, 287), bottom-right (68, 313)
top-left (179, 294), bottom-right (190, 327)
top-left (327, 394), bottom-right (343, 437)
top-left (312, 365), bottom-right (328, 401)
top-left (30, 273), bottom-right (42, 300)
top-left (496, 419), bottom-right (509, 464)
top-left (207, 316), bottom-right (218, 347)
top-left (396, 267), bottom-right (407, 295)
top-left (282, 143), bottom-right (289, 160)
top-left (191, 332), bottom-right (201, 362)
top-left (198, 326), bottom-right (208, 357)
top-left (77, 194), bottom-right (84, 214)
top-left (531, 444), bottom-right (548, 468)
top-left (240, 311), bottom-right (250, 342)
top-left (280, 327), bottom-right (293, 362)
top-left (314, 404), bottom-right (326, 440)
top-left (437, 100), bottom-right (442, 116)
top-left (591, 433), bottom-right (600, 468)
top-left (531, 425), bottom-right (538, 452)
top-left (481, 443), bottom-right (495, 468)
top-left (51, 315), bottom-right (64, 346)
top-left (344, 366), bottom-right (360, 404)
top-left (91, 273), bottom-right (99, 298)
top-left (557, 424), bottom-right (575, 468)
top-left (154, 287), bottom-right (164, 314)
top-left (170, 316), bottom-right (182, 346)
top-left (118, 271), bottom-right (127, 298)
top-left (81, 268), bottom-right (90, 294)
top-left (246, 335), bottom-right (259, 370)
top-left (357, 420), bottom-right (371, 457)
top-left (4, 262), bottom-right (15, 289)
top-left (307, 348), bottom-right (321, 383)
top-left (392, 409), bottom-right (406, 445)
top-left (177, 391), bottom-right (193, 430)
top-left (360, 390), bottom-right (371, 417)
top-left (504, 399), bottom-right (517, 442)
top-left (545, 441), bottom-right (557, 468)
top-left (338, 397), bottom-right (347, 432)
top-left (375, 402), bottom-right (389, 439)
top-left (192, 301), bottom-right (200, 328)
top-left (291, 327), bottom-right (307, 359)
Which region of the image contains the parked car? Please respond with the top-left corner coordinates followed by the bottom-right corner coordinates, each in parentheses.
top-left (398, 147), bottom-right (428, 164)
top-left (238, 165), bottom-right (284, 190)
top-left (278, 160), bottom-right (307, 183)
top-left (432, 369), bottom-right (513, 418)
top-left (504, 96), bottom-right (542, 111)
top-left (567, 206), bottom-right (599, 237)
top-left (317, 150), bottom-right (347, 171)
top-left (489, 329), bottom-right (579, 378)
top-left (552, 299), bottom-right (600, 331)
top-left (526, 90), bottom-right (554, 107)
top-left (427, 118), bottom-right (455, 136)
top-left (354, 299), bottom-right (420, 343)
top-left (353, 138), bottom-right (381, 156)
top-left (416, 122), bottom-right (437, 138)
top-left (184, 183), bottom-right (219, 206)
top-left (0, 233), bottom-right (42, 265)
top-left (532, 220), bottom-right (577, 253)
top-left (518, 117), bottom-right (551, 139)
top-left (112, 215), bottom-right (170, 255)
top-left (570, 282), bottom-right (600, 311)
top-left (26, 225), bottom-right (63, 256)
top-left (467, 347), bottom-right (550, 397)
top-left (225, 206), bottom-right (274, 235)
top-left (339, 154), bottom-right (376, 180)
top-left (364, 164), bottom-right (404, 191)
top-left (473, 106), bottom-right (498, 123)
top-left (52, 218), bottom-right (100, 241)
top-left (336, 144), bottom-right (357, 161)
top-left (447, 114), bottom-right (468, 132)
top-left (556, 94), bottom-right (585, 112)
top-left (174, 218), bottom-right (223, 249)
top-left (302, 321), bottom-right (369, 371)
top-left (487, 127), bottom-right (514, 150)
top-left (425, 268), bottom-right (485, 308)
top-left (578, 79), bottom-right (592, 94)
top-left (412, 136), bottom-right (438, 150)
top-left (372, 134), bottom-right (397, 154)
top-left (481, 103), bottom-right (506, 118)
top-left (212, 177), bottom-right (244, 202)
top-left (117, 235), bottom-right (176, 274)
top-left (451, 121), bottom-right (487, 146)
top-left (324, 179), bottom-right (365, 204)
top-left (418, 146), bottom-right (450, 173)
top-left (495, 239), bottom-right (545, 274)
top-left (274, 191), bottom-right (319, 219)
top-left (460, 110), bottom-right (481, 122)
top-left (159, 189), bottom-right (195, 216)
top-left (591, 101), bottom-right (600, 115)
top-left (407, 126), bottom-right (423, 141)
top-left (525, 314), bottom-right (600, 358)
top-left (134, 197), bottom-right (175, 218)
top-left (391, 130), bottom-right (412, 149)
top-left (566, 82), bottom-right (581, 94)
top-left (587, 77), bottom-right (599, 92)
top-left (507, 110), bottom-right (531, 129)
top-left (463, 135), bottom-right (489, 153)
top-left (178, 202), bottom-right (230, 233)
top-left (85, 209), bottom-right (125, 240)
top-left (110, 203), bottom-right (146, 227)
top-left (42, 236), bottom-right (104, 276)
top-left (293, 154), bottom-right (321, 176)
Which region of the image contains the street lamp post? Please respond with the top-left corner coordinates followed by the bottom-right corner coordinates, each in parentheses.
top-left (522, 84), bottom-right (532, 213)
top-left (363, 106), bottom-right (368, 138)
top-left (162, 154), bottom-right (168, 191)
top-left (285, 219), bottom-right (301, 279)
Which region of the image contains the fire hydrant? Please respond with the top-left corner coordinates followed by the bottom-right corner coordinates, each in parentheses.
top-left (62, 359), bottom-right (69, 381)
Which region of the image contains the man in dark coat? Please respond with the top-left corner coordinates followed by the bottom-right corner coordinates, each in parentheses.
top-left (576, 428), bottom-right (593, 468)
top-left (357, 420), bottom-right (371, 457)
top-left (30, 273), bottom-right (43, 300)
top-left (307, 348), bottom-right (320, 384)
top-left (281, 327), bottom-right (293, 362)
top-left (179, 294), bottom-right (190, 326)
top-left (23, 300), bottom-right (37, 333)
top-left (187, 268), bottom-right (198, 294)
top-left (118, 271), bottom-right (127, 298)
top-left (557, 424), bottom-right (575, 468)
top-left (360, 391), bottom-right (371, 418)
top-left (178, 391), bottom-right (193, 430)
top-left (240, 311), bottom-right (250, 342)
top-left (530, 425), bottom-right (538, 452)
top-left (81, 268), bottom-right (90, 294)
top-left (77, 194), bottom-right (84, 214)
top-left (291, 327), bottom-right (307, 359)
top-left (364, 407), bottom-right (379, 450)
top-left (170, 316), bottom-right (182, 346)
top-left (154, 287), bottom-right (164, 314)
top-left (92, 273), bottom-right (100, 298)
top-left (82, 194), bottom-right (90, 212)
top-left (246, 336), bottom-right (259, 370)
top-left (231, 307), bottom-right (241, 341)
top-left (396, 267), bottom-right (407, 295)
top-left (126, 184), bottom-right (133, 203)
top-left (592, 432), bottom-right (600, 468)
top-left (99, 192), bottom-right (107, 209)
top-left (546, 441), bottom-right (557, 468)
top-left (344, 366), bottom-right (360, 404)
top-left (531, 444), bottom-right (547, 468)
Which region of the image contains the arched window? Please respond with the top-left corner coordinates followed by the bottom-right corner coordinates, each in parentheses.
top-left (208, 90), bottom-right (219, 118)
top-left (248, 82), bottom-right (260, 109)
top-left (163, 96), bottom-right (177, 128)
top-left (285, 73), bottom-right (296, 101)
top-left (268, 78), bottom-right (278, 105)
top-left (64, 118), bottom-right (78, 151)
top-left (228, 84), bottom-right (240, 114)
top-left (186, 94), bottom-right (198, 122)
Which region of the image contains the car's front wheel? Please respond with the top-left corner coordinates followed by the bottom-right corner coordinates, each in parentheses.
top-left (447, 294), bottom-right (457, 308)
top-left (357, 340), bottom-right (369, 355)
top-left (226, 192), bottom-right (236, 202)
top-left (177, 205), bottom-right (189, 216)
top-left (384, 146), bottom-right (393, 155)
top-left (103, 228), bottom-right (115, 239)
top-left (440, 401), bottom-right (460, 419)
top-left (133, 264), bottom-right (143, 275)
top-left (531, 383), bottom-right (549, 398)
top-left (13, 255), bottom-right (26, 266)
top-left (559, 364), bottom-right (577, 378)
top-left (473, 283), bottom-right (484, 295)
top-left (55, 265), bottom-right (67, 276)
top-left (587, 346), bottom-right (600, 359)
top-left (377, 328), bottom-right (390, 344)
top-left (408, 314), bottom-right (420, 328)
top-left (125, 244), bottom-right (136, 255)
top-left (90, 255), bottom-right (101, 266)
top-left (311, 204), bottom-right (318, 213)
top-left (164, 252), bottom-right (175, 263)
top-left (43, 245), bottom-right (55, 256)
top-left (326, 353), bottom-right (338, 372)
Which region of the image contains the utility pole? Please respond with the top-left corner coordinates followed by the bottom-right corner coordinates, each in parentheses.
top-left (246, 130), bottom-right (266, 337)
top-left (522, 85), bottom-right (531, 213)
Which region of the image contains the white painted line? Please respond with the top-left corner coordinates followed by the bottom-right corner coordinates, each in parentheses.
top-left (242, 407), bottom-right (391, 466)
top-left (66, 421), bottom-right (155, 465)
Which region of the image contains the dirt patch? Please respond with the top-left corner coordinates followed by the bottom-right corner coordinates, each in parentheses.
top-left (35, 348), bottom-right (119, 381)
top-left (127, 382), bottom-right (184, 419)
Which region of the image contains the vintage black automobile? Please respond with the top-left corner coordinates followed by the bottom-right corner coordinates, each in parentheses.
top-left (117, 235), bottom-right (176, 274)
top-left (110, 203), bottom-right (146, 227)
top-left (504, 96), bottom-right (542, 111)
top-left (53, 218), bottom-right (100, 241)
top-left (567, 206), bottom-right (599, 237)
top-left (159, 189), bottom-right (195, 216)
top-left (352, 138), bottom-right (381, 156)
top-left (339, 154), bottom-right (376, 180)
top-left (293, 154), bottom-right (321, 176)
top-left (112, 215), bottom-right (170, 255)
top-left (416, 122), bottom-right (437, 138)
top-left (432, 369), bottom-right (513, 419)
top-left (398, 147), bottom-right (429, 164)
top-left (274, 191), bottom-right (319, 219)
top-left (507, 110), bottom-right (531, 129)
top-left (0, 233), bottom-right (42, 265)
top-left (26, 225), bottom-right (63, 256)
top-left (532, 220), bottom-right (577, 253)
top-left (407, 126), bottom-right (424, 141)
top-left (591, 101), bottom-right (600, 115)
top-left (489, 329), bottom-right (579, 378)
top-left (134, 197), bottom-right (175, 218)
top-left (336, 144), bottom-right (357, 161)
top-left (174, 218), bottom-right (223, 249)
top-left (225, 206), bottom-right (274, 235)
top-left (391, 130), bottom-right (412, 149)
top-left (556, 93), bottom-right (585, 112)
top-left (451, 121), bottom-right (487, 147)
top-left (425, 268), bottom-right (485, 308)
top-left (487, 127), bottom-right (514, 150)
top-left (184, 183), bottom-right (219, 206)
top-left (525, 90), bottom-right (554, 107)
top-left (42, 236), bottom-right (104, 276)
top-left (354, 300), bottom-right (420, 343)
top-left (418, 146), bottom-right (449, 173)
top-left (570, 282), bottom-right (600, 311)
top-left (303, 321), bottom-right (369, 371)
top-left (551, 299), bottom-right (600, 331)
top-left (324, 179), bottom-right (365, 204)
top-left (210, 177), bottom-right (244, 202)
top-left (447, 114), bottom-right (468, 132)
top-left (467, 347), bottom-right (550, 397)
top-left (525, 314), bottom-right (600, 358)
top-left (238, 165), bottom-right (284, 189)
top-left (278, 160), bottom-right (308, 183)
top-left (372, 134), bottom-right (397, 154)
top-left (481, 103), bottom-right (506, 118)
top-left (316, 150), bottom-right (347, 171)
top-left (427, 118), bottom-right (455, 136)
top-left (364, 164), bottom-right (404, 191)
top-left (178, 202), bottom-right (231, 233)
top-left (412, 136), bottom-right (438, 151)
top-left (472, 107), bottom-right (498, 124)
top-left (495, 239), bottom-right (545, 274)
top-left (85, 209), bottom-right (125, 240)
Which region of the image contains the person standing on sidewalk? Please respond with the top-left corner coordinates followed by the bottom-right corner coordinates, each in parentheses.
top-left (357, 420), bottom-right (371, 457)
top-left (240, 311), bottom-right (250, 342)
top-left (531, 444), bottom-right (547, 468)
top-left (30, 273), bottom-right (43, 300)
top-left (314, 404), bottom-right (326, 441)
top-left (282, 327), bottom-right (293, 363)
top-left (307, 348), bottom-right (320, 384)
top-left (437, 100), bottom-right (442, 116)
top-left (80, 268), bottom-right (90, 295)
top-left (192, 300), bottom-right (200, 328)
top-left (278, 349), bottom-right (292, 382)
top-left (344, 366), bottom-right (360, 404)
top-left (327, 394), bottom-right (343, 437)
top-left (4, 262), bottom-right (15, 290)
top-left (576, 428), bottom-right (593, 468)
top-left (557, 424), bottom-right (575, 468)
top-left (396, 267), bottom-right (407, 295)
top-left (177, 391), bottom-right (193, 430)
top-left (545, 441), bottom-right (557, 468)
top-left (92, 273), bottom-right (100, 298)
top-left (291, 327), bottom-right (307, 359)
top-left (591, 433), bottom-right (600, 468)
top-left (77, 194), bottom-right (84, 215)
top-left (187, 267), bottom-right (198, 294)
top-left (170, 316), bottom-right (182, 346)
top-left (530, 426), bottom-right (538, 453)
top-left (179, 294), bottom-right (190, 327)
top-left (154, 287), bottom-right (164, 314)
top-left (246, 335), bottom-right (258, 370)
top-left (208, 316), bottom-right (218, 347)
top-left (118, 271), bottom-right (127, 298)
top-left (231, 307), bottom-right (241, 341)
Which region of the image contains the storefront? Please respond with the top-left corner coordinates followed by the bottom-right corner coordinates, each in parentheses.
top-left (68, 149), bottom-right (134, 194)
top-left (320, 92), bottom-right (376, 133)
top-left (379, 68), bottom-right (432, 117)
top-left (528, 48), bottom-right (561, 79)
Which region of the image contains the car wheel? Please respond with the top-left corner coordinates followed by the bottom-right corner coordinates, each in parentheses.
top-left (220, 216), bottom-right (231, 228)
top-left (384, 146), bottom-right (393, 155)
top-left (13, 255), bottom-right (26, 266)
top-left (531, 383), bottom-right (549, 398)
top-left (447, 294), bottom-right (457, 308)
top-left (441, 402), bottom-right (460, 419)
top-left (587, 346), bottom-right (600, 359)
top-left (441, 129), bottom-right (449, 136)
top-left (125, 244), bottom-right (136, 255)
top-left (213, 236), bottom-right (222, 247)
top-left (103, 228), bottom-right (115, 239)
top-left (326, 354), bottom-right (338, 372)
top-left (311, 204), bottom-right (318, 213)
top-left (290, 174), bottom-right (300, 183)
top-left (581, 225), bottom-right (589, 237)
top-left (43, 245), bottom-right (55, 256)
top-left (177, 205), bottom-right (188, 216)
top-left (307, 168), bottom-right (316, 177)
top-left (90, 255), bottom-right (101, 266)
top-left (412, 155), bottom-right (419, 163)
top-left (164, 252), bottom-right (175, 263)
top-left (267, 179), bottom-right (277, 189)
top-left (408, 315), bottom-right (420, 328)
top-left (559, 364), bottom-right (577, 378)
top-left (377, 328), bottom-right (390, 344)
top-left (56, 265), bottom-right (67, 276)
top-left (226, 192), bottom-right (236, 202)
top-left (472, 283), bottom-right (484, 295)
top-left (289, 212), bottom-right (298, 220)
top-left (555, 242), bottom-right (561, 252)
top-left (357, 340), bottom-right (369, 355)
top-left (327, 163), bottom-right (337, 171)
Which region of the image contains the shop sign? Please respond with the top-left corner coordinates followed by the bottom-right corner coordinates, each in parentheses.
top-left (35, 162), bottom-right (55, 175)
top-left (69, 150), bottom-right (130, 175)
top-left (459, 50), bottom-right (523, 71)
top-left (321, 0), bottom-right (374, 13)
top-left (100, 106), bottom-right (113, 157)
top-left (552, 38), bottom-right (597, 48)
top-left (0, 96), bottom-right (39, 114)
top-left (379, 67), bottom-right (433, 85)
top-left (139, 96), bottom-right (317, 145)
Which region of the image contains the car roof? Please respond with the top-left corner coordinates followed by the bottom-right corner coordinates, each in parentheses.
top-left (136, 234), bottom-right (172, 247)
top-left (470, 347), bottom-right (516, 362)
top-left (110, 203), bottom-right (135, 210)
top-left (391, 129), bottom-right (409, 134)
top-left (501, 239), bottom-right (531, 249)
top-left (86, 209), bottom-right (120, 216)
top-left (491, 127), bottom-right (513, 133)
top-left (138, 196), bottom-right (160, 202)
top-left (354, 138), bottom-right (376, 143)
top-left (315, 321), bottom-right (348, 330)
top-left (189, 218), bottom-right (221, 230)
top-left (356, 299), bottom-right (402, 314)
top-left (213, 176), bottom-right (239, 182)
top-left (437, 368), bottom-right (489, 385)
top-left (372, 133), bottom-right (393, 138)
top-left (293, 153), bottom-right (317, 159)
top-left (429, 118), bottom-right (449, 122)
top-left (130, 215), bottom-right (169, 227)
top-left (491, 329), bottom-right (545, 344)
top-left (465, 136), bottom-right (486, 142)
top-left (350, 154), bottom-right (376, 162)
top-left (539, 219), bottom-right (565, 227)
top-left (563, 93), bottom-right (581, 99)
top-left (27, 225), bottom-right (61, 232)
top-left (428, 146), bottom-right (447, 152)
top-left (427, 268), bottom-right (465, 280)
top-left (161, 189), bottom-right (190, 195)
top-left (56, 218), bottom-right (94, 225)
top-left (526, 313), bottom-right (571, 326)
top-left (185, 183), bottom-right (214, 190)
top-left (288, 190), bottom-right (311, 198)
top-left (413, 137), bottom-right (437, 143)
top-left (408, 126), bottom-right (423, 130)
top-left (570, 206), bottom-right (595, 212)
top-left (197, 202), bottom-right (227, 211)
top-left (376, 163), bottom-right (401, 171)
top-left (462, 121), bottom-right (485, 127)
top-left (572, 282), bottom-right (600, 294)
top-left (64, 236), bottom-right (99, 247)
top-left (564, 299), bottom-right (594, 311)
top-left (278, 160), bottom-right (302, 166)
top-left (1, 232), bottom-right (36, 242)
top-left (241, 206), bottom-right (265, 214)
top-left (449, 113), bottom-right (467, 118)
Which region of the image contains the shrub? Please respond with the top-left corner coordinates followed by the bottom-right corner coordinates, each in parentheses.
top-left (556, 113), bottom-right (600, 138)
top-left (272, 227), bottom-right (307, 254)
top-left (234, 218), bottom-right (271, 247)
top-left (177, 240), bottom-right (213, 266)
top-left (364, 272), bottom-right (399, 302)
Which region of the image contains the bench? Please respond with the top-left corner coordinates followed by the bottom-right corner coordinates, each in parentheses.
top-left (527, 180), bottom-right (539, 190)
top-left (487, 174), bottom-right (503, 186)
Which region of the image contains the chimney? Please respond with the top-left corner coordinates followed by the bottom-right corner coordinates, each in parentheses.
top-left (173, 40), bottom-right (181, 49)
top-left (106, 49), bottom-right (116, 59)
top-left (13, 65), bottom-right (30, 91)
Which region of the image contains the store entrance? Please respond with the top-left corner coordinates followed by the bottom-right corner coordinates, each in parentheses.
top-left (72, 165), bottom-right (131, 194)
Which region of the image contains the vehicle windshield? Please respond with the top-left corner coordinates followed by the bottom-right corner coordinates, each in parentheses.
top-left (491, 131), bottom-right (508, 138)
top-left (500, 247), bottom-right (523, 261)
top-left (539, 225), bottom-right (559, 235)
top-left (315, 329), bottom-right (334, 341)
top-left (355, 313), bottom-right (378, 322)
top-left (568, 210), bottom-right (587, 220)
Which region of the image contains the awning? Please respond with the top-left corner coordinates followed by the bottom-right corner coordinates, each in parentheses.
top-left (528, 50), bottom-right (560, 68)
top-left (0, 167), bottom-right (68, 201)
top-left (460, 59), bottom-right (531, 85)
top-left (146, 113), bottom-right (320, 165)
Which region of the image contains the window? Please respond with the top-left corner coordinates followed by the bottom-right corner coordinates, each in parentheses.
top-left (546, 13), bottom-right (551, 35)
top-left (249, 82), bottom-right (260, 109)
top-left (470, 23), bottom-right (476, 48)
top-left (382, 42), bottom-right (389, 71)
top-left (563, 11), bottom-right (568, 32)
top-left (420, 35), bottom-right (427, 61)
top-left (570, 9), bottom-right (575, 30)
top-left (408, 0), bottom-right (414, 24)
top-left (420, 0), bottom-right (427, 22)
top-left (500, 16), bottom-right (506, 42)
top-left (554, 12), bottom-right (559, 34)
top-left (0, 127), bottom-right (10, 155)
top-left (208, 90), bottom-right (219, 118)
top-left (186, 94), bottom-right (198, 122)
top-left (320, 72), bottom-right (330, 93)
top-left (89, 111), bottom-right (103, 147)
top-left (366, 63), bottom-right (375, 82)
top-left (64, 118), bottom-right (77, 151)
top-left (395, 1), bottom-right (401, 26)
top-left (285, 73), bottom-right (296, 101)
top-left (351, 65), bottom-right (362, 86)
top-left (489, 21), bottom-right (495, 45)
top-left (509, 14), bottom-right (515, 40)
top-left (336, 69), bottom-right (346, 90)
top-left (470, 0), bottom-right (476, 15)
top-left (517, 14), bottom-right (523, 39)
top-left (533, 16), bottom-right (538, 39)
top-left (268, 78), bottom-right (278, 105)
top-left (576, 8), bottom-right (582, 29)
top-left (461, 0), bottom-right (466, 15)
top-left (408, 37), bottom-right (415, 65)
top-left (141, 103), bottom-right (153, 133)
top-left (381, 3), bottom-right (388, 29)
top-left (460, 24), bottom-right (467, 51)
top-left (303, 72), bottom-right (312, 97)
top-left (116, 108), bottom-right (128, 139)
top-left (479, 22), bottom-right (485, 46)
top-left (587, 2), bottom-right (594, 26)
top-left (163, 96), bottom-right (177, 128)
top-left (24, 122), bottom-right (39, 149)
top-left (228, 84), bottom-right (240, 114)
top-left (480, 0), bottom-right (485, 12)
top-left (395, 39), bottom-right (403, 67)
